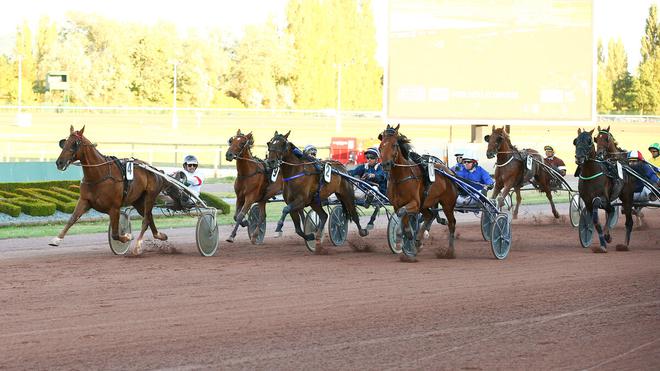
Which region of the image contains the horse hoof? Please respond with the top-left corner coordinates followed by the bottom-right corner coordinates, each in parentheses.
top-left (273, 231), bottom-right (283, 238)
top-left (239, 220), bottom-right (248, 227)
top-left (48, 237), bottom-right (62, 246)
top-left (359, 228), bottom-right (369, 237)
top-left (591, 245), bottom-right (607, 253)
top-left (155, 232), bottom-right (168, 241)
top-left (423, 230), bottom-right (430, 239)
top-left (399, 254), bottom-right (418, 263)
top-left (366, 223), bottom-right (374, 231)
top-left (226, 236), bottom-right (235, 243)
top-left (615, 244), bottom-right (629, 251)
top-left (604, 234), bottom-right (612, 243)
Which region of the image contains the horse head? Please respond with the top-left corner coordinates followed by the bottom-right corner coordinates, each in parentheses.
top-left (573, 128), bottom-right (596, 165)
top-left (226, 129), bottom-right (254, 162)
top-left (266, 130), bottom-right (291, 169)
top-left (56, 125), bottom-right (89, 171)
top-left (594, 125), bottom-right (617, 160)
top-left (484, 125), bottom-right (509, 159)
top-left (378, 123), bottom-right (402, 171)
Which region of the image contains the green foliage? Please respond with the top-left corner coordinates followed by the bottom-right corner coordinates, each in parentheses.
top-left (50, 187), bottom-right (80, 200)
top-left (0, 201), bottom-right (21, 217)
top-left (199, 192), bottom-right (230, 215)
top-left (14, 189), bottom-right (77, 213)
top-left (9, 198), bottom-right (56, 216)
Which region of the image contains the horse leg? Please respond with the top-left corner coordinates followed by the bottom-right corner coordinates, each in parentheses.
top-left (616, 188), bottom-right (634, 251)
top-left (603, 203), bottom-right (614, 243)
top-left (274, 203), bottom-right (292, 237)
top-left (491, 183), bottom-right (503, 201)
top-left (249, 201), bottom-right (267, 244)
top-left (131, 195), bottom-right (161, 256)
top-left (310, 203), bottom-right (327, 245)
top-left (543, 186), bottom-right (560, 219)
top-left (590, 197), bottom-right (607, 253)
top-left (367, 205), bottom-right (380, 230)
top-left (497, 184), bottom-right (513, 215)
top-left (49, 199), bottom-right (91, 246)
top-left (513, 187), bottom-right (522, 219)
top-left (134, 200), bottom-right (167, 242)
top-left (436, 202), bottom-right (457, 259)
top-left (415, 208), bottom-right (434, 249)
top-left (226, 197), bottom-right (252, 243)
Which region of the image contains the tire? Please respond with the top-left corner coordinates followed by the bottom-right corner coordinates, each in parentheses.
top-left (108, 210), bottom-right (132, 255)
top-left (247, 204), bottom-right (266, 245)
top-left (490, 214), bottom-right (511, 259)
top-left (328, 205), bottom-right (349, 246)
top-left (387, 214), bottom-right (403, 254)
top-left (303, 210), bottom-right (320, 253)
top-left (578, 208), bottom-right (594, 248)
top-left (569, 194), bottom-right (582, 228)
top-left (480, 211), bottom-right (494, 241)
top-left (196, 213), bottom-right (219, 257)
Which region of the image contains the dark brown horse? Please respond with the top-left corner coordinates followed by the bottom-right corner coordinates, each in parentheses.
top-left (595, 125), bottom-right (627, 162)
top-left (51, 125), bottom-right (168, 255)
top-left (265, 131), bottom-right (367, 254)
top-left (225, 129), bottom-right (283, 243)
top-left (574, 128), bottom-right (634, 252)
top-left (378, 124), bottom-right (458, 262)
top-left (485, 126), bottom-right (559, 219)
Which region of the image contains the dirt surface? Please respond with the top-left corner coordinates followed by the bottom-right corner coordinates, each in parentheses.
top-left (0, 205), bottom-right (659, 370)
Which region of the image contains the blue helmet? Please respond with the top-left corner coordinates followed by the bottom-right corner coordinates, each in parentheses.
top-left (365, 147), bottom-right (380, 158)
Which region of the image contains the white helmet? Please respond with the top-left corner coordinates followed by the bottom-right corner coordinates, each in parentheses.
top-left (365, 147), bottom-right (380, 159)
top-left (303, 145), bottom-right (317, 156)
top-left (183, 154), bottom-right (199, 168)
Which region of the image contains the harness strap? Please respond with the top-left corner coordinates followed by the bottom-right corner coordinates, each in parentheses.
top-left (283, 173), bottom-right (306, 182)
top-left (579, 172), bottom-right (604, 180)
top-left (396, 175), bottom-right (418, 184)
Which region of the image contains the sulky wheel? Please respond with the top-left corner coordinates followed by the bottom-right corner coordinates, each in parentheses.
top-left (196, 212), bottom-right (219, 257)
top-left (108, 209), bottom-right (132, 255)
top-left (480, 211), bottom-right (494, 242)
top-left (328, 205), bottom-right (349, 246)
top-left (607, 205), bottom-right (620, 230)
top-left (386, 214), bottom-right (403, 254)
top-left (247, 204), bottom-right (266, 245)
top-left (303, 210), bottom-right (320, 253)
top-left (490, 214), bottom-right (512, 260)
top-left (578, 208), bottom-right (594, 248)
top-left (569, 194), bottom-right (583, 228)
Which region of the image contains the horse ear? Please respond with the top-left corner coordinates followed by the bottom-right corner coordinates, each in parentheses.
top-left (79, 125), bottom-right (85, 136)
top-left (237, 129), bottom-right (242, 135)
top-left (491, 125), bottom-right (495, 132)
top-left (502, 126), bottom-right (507, 134)
top-left (70, 125), bottom-right (75, 134)
top-left (386, 124), bottom-right (391, 129)
top-left (394, 123), bottom-right (400, 131)
top-left (597, 125), bottom-right (601, 131)
top-left (573, 138), bottom-right (577, 145)
top-left (274, 130), bottom-right (279, 136)
top-left (378, 133), bottom-right (383, 141)
top-left (577, 128), bottom-right (582, 134)
top-left (484, 135), bottom-right (490, 142)
top-left (588, 128), bottom-right (594, 135)
top-left (284, 130), bottom-right (290, 139)
top-left (606, 125), bottom-right (610, 131)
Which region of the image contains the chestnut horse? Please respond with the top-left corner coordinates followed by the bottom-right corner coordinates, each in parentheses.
top-left (574, 128), bottom-right (634, 252)
top-left (378, 124), bottom-right (458, 262)
top-left (225, 129), bottom-right (284, 243)
top-left (265, 131), bottom-right (367, 254)
top-left (595, 125), bottom-right (627, 162)
top-left (51, 125), bottom-right (168, 255)
top-left (485, 126), bottom-right (559, 219)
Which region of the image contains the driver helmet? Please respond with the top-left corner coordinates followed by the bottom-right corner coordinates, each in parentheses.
top-left (303, 144), bottom-right (317, 157)
top-left (462, 157), bottom-right (478, 165)
top-left (544, 145), bottom-right (554, 152)
top-left (649, 143), bottom-right (660, 152)
top-left (183, 154), bottom-right (199, 170)
top-left (365, 147), bottom-right (380, 159)
top-left (627, 150), bottom-right (643, 161)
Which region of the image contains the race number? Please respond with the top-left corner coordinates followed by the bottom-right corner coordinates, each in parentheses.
top-left (126, 161), bottom-right (134, 180)
top-left (616, 162), bottom-right (623, 179)
top-left (324, 163), bottom-right (332, 183)
top-left (526, 156), bottom-right (533, 170)
top-left (270, 166), bottom-right (280, 182)
top-left (428, 162), bottom-right (436, 182)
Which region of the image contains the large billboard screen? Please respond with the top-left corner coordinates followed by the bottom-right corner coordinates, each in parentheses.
top-left (387, 0), bottom-right (594, 123)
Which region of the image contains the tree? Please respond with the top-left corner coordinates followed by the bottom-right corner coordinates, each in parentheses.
top-left (636, 4), bottom-right (660, 114)
top-left (640, 4), bottom-right (659, 63)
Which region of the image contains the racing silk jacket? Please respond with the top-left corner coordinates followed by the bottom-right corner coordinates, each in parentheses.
top-left (544, 156), bottom-right (567, 175)
top-left (649, 156), bottom-right (660, 174)
top-left (455, 166), bottom-right (494, 191)
top-left (628, 162), bottom-right (659, 193)
top-left (182, 168), bottom-right (204, 196)
top-left (348, 162), bottom-right (387, 195)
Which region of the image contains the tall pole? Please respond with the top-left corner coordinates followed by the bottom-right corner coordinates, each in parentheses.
top-left (336, 64), bottom-right (342, 133)
top-left (17, 55), bottom-right (23, 114)
top-left (172, 61), bottom-right (178, 129)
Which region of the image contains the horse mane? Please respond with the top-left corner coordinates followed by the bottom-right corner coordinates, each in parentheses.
top-left (383, 128), bottom-right (413, 160)
top-left (496, 128), bottom-right (518, 152)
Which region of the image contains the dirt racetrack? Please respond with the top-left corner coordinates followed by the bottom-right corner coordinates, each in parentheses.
top-left (1, 205), bottom-right (659, 370)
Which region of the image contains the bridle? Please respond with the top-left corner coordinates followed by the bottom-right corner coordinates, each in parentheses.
top-left (227, 134), bottom-right (254, 160)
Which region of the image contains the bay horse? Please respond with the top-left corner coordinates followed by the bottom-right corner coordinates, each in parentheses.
top-left (265, 130), bottom-right (367, 255)
top-left (378, 124), bottom-right (458, 262)
top-left (225, 129), bottom-right (284, 243)
top-left (574, 128), bottom-right (634, 252)
top-left (51, 125), bottom-right (168, 255)
top-left (485, 126), bottom-right (559, 219)
top-left (595, 125), bottom-right (627, 162)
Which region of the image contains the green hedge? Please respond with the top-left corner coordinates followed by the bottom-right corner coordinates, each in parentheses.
top-left (0, 200), bottom-right (21, 217)
top-left (15, 189), bottom-right (77, 213)
top-left (200, 192), bottom-right (230, 215)
top-left (0, 180), bottom-right (79, 193)
top-left (51, 187), bottom-right (80, 200)
top-left (10, 198), bottom-right (57, 216)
